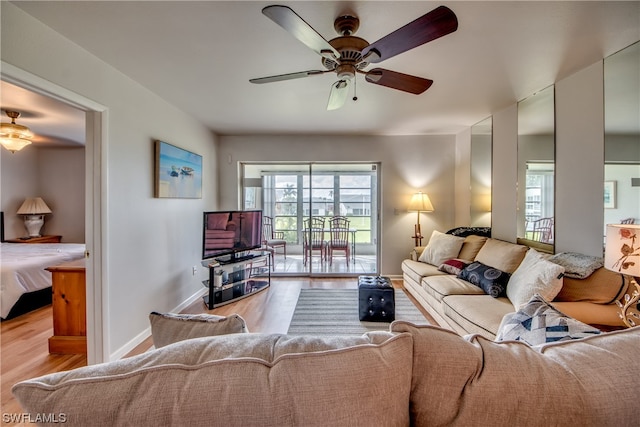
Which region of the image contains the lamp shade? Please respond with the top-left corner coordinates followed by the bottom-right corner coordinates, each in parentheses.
top-left (17, 197), bottom-right (52, 215)
top-left (604, 224), bottom-right (640, 277)
top-left (408, 192), bottom-right (434, 212)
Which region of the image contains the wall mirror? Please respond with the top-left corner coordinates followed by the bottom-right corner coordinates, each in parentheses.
top-left (470, 116), bottom-right (492, 227)
top-left (604, 41), bottom-right (640, 231)
top-left (517, 85), bottom-right (555, 252)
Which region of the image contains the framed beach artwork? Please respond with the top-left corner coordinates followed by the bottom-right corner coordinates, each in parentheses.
top-left (604, 181), bottom-right (616, 209)
top-left (154, 140), bottom-right (203, 198)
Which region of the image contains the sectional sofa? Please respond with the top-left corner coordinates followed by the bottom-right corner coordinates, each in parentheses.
top-left (402, 230), bottom-right (629, 339)
top-left (11, 313), bottom-right (640, 426)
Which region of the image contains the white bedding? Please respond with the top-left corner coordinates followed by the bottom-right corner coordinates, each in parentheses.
top-left (0, 242), bottom-right (86, 319)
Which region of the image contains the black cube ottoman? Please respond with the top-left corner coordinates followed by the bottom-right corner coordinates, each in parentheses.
top-left (358, 276), bottom-right (395, 322)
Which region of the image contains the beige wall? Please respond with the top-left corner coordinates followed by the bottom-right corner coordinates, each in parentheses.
top-left (1, 147), bottom-right (86, 243)
top-left (1, 2), bottom-right (219, 360)
top-left (217, 134), bottom-right (456, 275)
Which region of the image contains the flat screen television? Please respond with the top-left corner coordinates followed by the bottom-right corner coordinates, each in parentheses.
top-left (202, 210), bottom-right (263, 262)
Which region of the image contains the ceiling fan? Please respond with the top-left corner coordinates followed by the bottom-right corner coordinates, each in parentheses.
top-left (250, 5), bottom-right (458, 110)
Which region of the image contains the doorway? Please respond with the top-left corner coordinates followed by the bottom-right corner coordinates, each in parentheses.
top-left (1, 62), bottom-right (106, 364)
top-left (241, 162), bottom-right (380, 276)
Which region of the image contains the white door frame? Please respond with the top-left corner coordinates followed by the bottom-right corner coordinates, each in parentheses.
top-left (1, 61), bottom-right (108, 364)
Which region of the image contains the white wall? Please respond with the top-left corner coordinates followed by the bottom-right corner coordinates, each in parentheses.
top-left (218, 134), bottom-right (456, 275)
top-left (1, 2), bottom-right (219, 360)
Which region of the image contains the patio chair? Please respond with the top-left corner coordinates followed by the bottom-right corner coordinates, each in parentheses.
top-left (303, 217), bottom-right (326, 266)
top-left (328, 216), bottom-right (350, 266)
top-left (531, 217), bottom-right (554, 243)
top-left (262, 216), bottom-right (286, 259)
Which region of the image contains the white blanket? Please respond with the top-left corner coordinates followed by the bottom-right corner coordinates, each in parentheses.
top-left (0, 242), bottom-right (86, 318)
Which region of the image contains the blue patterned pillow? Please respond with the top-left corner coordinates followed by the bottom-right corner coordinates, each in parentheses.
top-left (457, 261), bottom-right (510, 297)
top-left (496, 294), bottom-right (602, 346)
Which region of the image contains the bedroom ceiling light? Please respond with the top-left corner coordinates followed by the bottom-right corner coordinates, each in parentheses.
top-left (408, 191), bottom-right (434, 246)
top-left (17, 197), bottom-right (52, 237)
top-left (0, 110), bottom-right (33, 153)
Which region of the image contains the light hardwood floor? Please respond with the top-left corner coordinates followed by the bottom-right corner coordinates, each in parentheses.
top-left (1, 278), bottom-right (435, 419)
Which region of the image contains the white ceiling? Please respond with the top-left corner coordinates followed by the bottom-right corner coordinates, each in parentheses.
top-left (3, 1), bottom-right (640, 143)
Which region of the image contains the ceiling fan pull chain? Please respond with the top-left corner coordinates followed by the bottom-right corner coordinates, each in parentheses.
top-left (353, 77), bottom-right (358, 102)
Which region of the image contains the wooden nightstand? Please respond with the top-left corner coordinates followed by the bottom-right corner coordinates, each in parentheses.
top-left (47, 258), bottom-right (87, 354)
top-left (5, 235), bottom-right (62, 243)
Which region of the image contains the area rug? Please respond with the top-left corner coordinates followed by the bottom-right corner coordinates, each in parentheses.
top-left (287, 289), bottom-right (429, 336)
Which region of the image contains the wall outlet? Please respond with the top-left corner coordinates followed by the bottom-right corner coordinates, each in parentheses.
top-left (192, 266), bottom-right (198, 276)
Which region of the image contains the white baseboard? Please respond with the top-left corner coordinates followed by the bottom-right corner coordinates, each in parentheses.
top-left (109, 287), bottom-right (208, 361)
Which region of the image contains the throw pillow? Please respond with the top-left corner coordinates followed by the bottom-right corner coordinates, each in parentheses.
top-left (149, 312), bottom-right (248, 348)
top-left (418, 230), bottom-right (465, 266)
top-left (457, 261), bottom-right (510, 298)
top-left (506, 248), bottom-right (565, 310)
top-left (496, 294), bottom-right (601, 346)
top-left (457, 235), bottom-right (488, 261)
top-left (438, 258), bottom-right (471, 276)
top-left (474, 238), bottom-right (528, 274)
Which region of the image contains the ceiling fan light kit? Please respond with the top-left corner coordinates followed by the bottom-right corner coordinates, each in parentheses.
top-left (250, 4), bottom-right (458, 110)
top-left (0, 110), bottom-right (33, 153)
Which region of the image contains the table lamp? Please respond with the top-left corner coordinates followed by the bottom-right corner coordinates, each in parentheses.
top-left (17, 197), bottom-right (52, 237)
top-left (604, 224), bottom-right (640, 327)
top-left (408, 192), bottom-right (434, 246)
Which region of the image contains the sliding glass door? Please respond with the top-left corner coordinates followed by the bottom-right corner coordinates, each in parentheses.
top-left (241, 162), bottom-right (379, 276)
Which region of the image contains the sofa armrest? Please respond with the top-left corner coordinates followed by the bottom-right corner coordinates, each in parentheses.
top-left (410, 246), bottom-right (426, 261)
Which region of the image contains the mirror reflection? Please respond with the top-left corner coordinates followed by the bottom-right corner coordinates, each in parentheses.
top-left (604, 41), bottom-right (640, 230)
top-left (470, 116), bottom-right (492, 227)
top-left (517, 85), bottom-right (555, 250)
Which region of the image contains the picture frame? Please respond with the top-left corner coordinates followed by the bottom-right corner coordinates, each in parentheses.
top-left (154, 140), bottom-right (202, 198)
top-left (604, 180), bottom-right (616, 209)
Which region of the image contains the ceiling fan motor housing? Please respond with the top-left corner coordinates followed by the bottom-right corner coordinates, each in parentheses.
top-left (322, 36), bottom-right (370, 73)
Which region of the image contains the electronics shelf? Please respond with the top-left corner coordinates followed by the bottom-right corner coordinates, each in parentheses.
top-left (202, 251), bottom-right (270, 309)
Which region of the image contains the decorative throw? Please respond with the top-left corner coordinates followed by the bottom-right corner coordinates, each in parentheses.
top-left (446, 226), bottom-right (492, 238)
top-left (496, 294), bottom-right (602, 347)
top-left (457, 261), bottom-right (510, 298)
top-left (548, 252), bottom-right (603, 279)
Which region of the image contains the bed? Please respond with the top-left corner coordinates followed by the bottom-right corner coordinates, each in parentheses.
top-left (1, 242), bottom-right (86, 319)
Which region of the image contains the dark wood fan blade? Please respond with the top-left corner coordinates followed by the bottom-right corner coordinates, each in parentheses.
top-left (362, 5), bottom-right (458, 63)
top-left (250, 70), bottom-right (326, 84)
top-left (262, 5), bottom-right (340, 59)
top-left (364, 68), bottom-right (433, 94)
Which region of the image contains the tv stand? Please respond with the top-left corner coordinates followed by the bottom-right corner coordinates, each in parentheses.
top-left (202, 251), bottom-right (270, 309)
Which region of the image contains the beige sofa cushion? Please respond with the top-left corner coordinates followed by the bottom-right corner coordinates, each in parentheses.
top-left (391, 321), bottom-right (640, 427)
top-left (149, 312), bottom-right (248, 348)
top-left (457, 234), bottom-right (488, 261)
top-left (474, 238), bottom-right (528, 273)
top-left (13, 332), bottom-right (413, 427)
top-left (422, 275), bottom-right (485, 302)
top-left (442, 294), bottom-right (513, 338)
top-left (402, 259), bottom-right (447, 285)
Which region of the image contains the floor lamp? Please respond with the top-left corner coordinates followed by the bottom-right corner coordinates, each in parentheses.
top-left (408, 192), bottom-right (434, 246)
